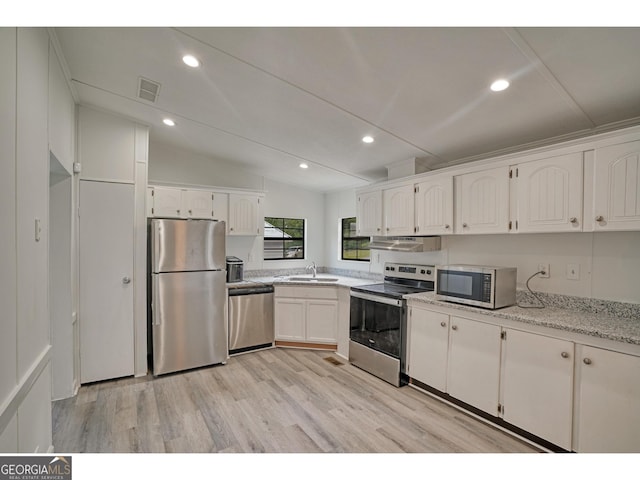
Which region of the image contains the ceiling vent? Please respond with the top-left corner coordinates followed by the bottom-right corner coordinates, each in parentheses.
top-left (137, 77), bottom-right (161, 103)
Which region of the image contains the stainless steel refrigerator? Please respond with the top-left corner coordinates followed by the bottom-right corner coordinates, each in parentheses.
top-left (150, 218), bottom-right (228, 376)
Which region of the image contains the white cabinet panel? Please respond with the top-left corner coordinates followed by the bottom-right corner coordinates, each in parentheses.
top-left (501, 329), bottom-right (574, 450)
top-left (184, 189), bottom-right (214, 219)
top-left (456, 166), bottom-right (510, 234)
top-left (79, 181), bottom-right (135, 383)
top-left (306, 300), bottom-right (338, 343)
top-left (275, 287), bottom-right (338, 345)
top-left (212, 192), bottom-right (228, 224)
top-left (383, 184), bottom-right (415, 236)
top-left (447, 316), bottom-right (502, 414)
top-left (150, 186), bottom-right (184, 218)
top-left (515, 153), bottom-right (583, 233)
top-left (574, 345), bottom-right (640, 452)
top-left (407, 307), bottom-right (449, 391)
top-left (274, 298), bottom-right (306, 341)
top-left (228, 194), bottom-right (261, 235)
top-left (593, 140), bottom-right (640, 231)
top-left (356, 190), bottom-right (382, 236)
top-left (415, 175), bottom-right (454, 235)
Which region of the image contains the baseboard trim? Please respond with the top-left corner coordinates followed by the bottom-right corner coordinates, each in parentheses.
top-left (275, 341), bottom-right (337, 351)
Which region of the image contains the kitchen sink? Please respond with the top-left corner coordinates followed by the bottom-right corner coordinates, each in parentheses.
top-left (288, 276), bottom-right (339, 282)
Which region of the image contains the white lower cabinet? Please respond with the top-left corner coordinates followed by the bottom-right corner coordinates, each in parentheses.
top-left (501, 329), bottom-right (574, 450)
top-left (407, 308), bottom-right (502, 414)
top-left (447, 316), bottom-right (502, 415)
top-left (275, 286), bottom-right (338, 345)
top-left (574, 345), bottom-right (640, 453)
top-left (407, 307), bottom-right (449, 391)
top-left (407, 303), bottom-right (640, 452)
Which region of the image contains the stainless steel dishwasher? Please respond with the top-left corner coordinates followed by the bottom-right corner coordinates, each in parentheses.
top-left (228, 283), bottom-right (275, 355)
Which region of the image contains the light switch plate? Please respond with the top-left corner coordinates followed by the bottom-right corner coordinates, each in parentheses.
top-left (567, 263), bottom-right (580, 280)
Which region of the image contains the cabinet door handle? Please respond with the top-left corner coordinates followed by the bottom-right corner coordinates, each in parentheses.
top-left (570, 217), bottom-right (578, 224)
top-left (462, 223), bottom-right (468, 228)
top-left (377, 227), bottom-right (381, 232)
top-left (189, 209), bottom-right (193, 215)
top-left (561, 351), bottom-right (569, 359)
top-left (583, 358), bottom-right (592, 365)
top-left (122, 276), bottom-right (131, 285)
top-left (444, 224), bottom-right (450, 229)
top-left (595, 216), bottom-right (604, 222)
top-left (451, 325), bottom-right (458, 331)
top-left (177, 209), bottom-right (181, 215)
top-left (440, 321), bottom-right (446, 327)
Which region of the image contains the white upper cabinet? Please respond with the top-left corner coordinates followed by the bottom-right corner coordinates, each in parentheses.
top-left (228, 193), bottom-right (263, 236)
top-left (414, 174), bottom-right (454, 235)
top-left (455, 166), bottom-right (510, 234)
top-left (356, 190), bottom-right (382, 236)
top-left (514, 153), bottom-right (583, 233)
top-left (382, 184), bottom-right (415, 236)
top-left (149, 186), bottom-right (184, 218)
top-left (184, 190), bottom-right (214, 219)
top-left (592, 140), bottom-right (640, 231)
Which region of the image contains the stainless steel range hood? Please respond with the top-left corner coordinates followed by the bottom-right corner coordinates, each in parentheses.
top-left (368, 236), bottom-right (441, 252)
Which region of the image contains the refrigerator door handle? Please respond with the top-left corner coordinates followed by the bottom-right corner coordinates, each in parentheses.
top-left (153, 275), bottom-right (161, 326)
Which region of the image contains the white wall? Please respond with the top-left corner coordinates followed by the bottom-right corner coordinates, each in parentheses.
top-left (324, 187), bottom-right (640, 304)
top-left (148, 142), bottom-right (325, 271)
top-left (1, 27), bottom-right (53, 454)
top-left (149, 140), bottom-right (264, 191)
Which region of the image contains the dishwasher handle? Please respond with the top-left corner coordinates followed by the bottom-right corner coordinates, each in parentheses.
top-left (228, 285), bottom-right (274, 296)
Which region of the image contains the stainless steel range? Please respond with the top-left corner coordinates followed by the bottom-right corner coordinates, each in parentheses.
top-left (349, 262), bottom-right (434, 387)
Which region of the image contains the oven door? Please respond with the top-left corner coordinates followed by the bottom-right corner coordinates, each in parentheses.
top-left (349, 291), bottom-right (404, 359)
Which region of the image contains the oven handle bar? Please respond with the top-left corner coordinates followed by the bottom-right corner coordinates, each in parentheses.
top-left (350, 290), bottom-right (403, 307)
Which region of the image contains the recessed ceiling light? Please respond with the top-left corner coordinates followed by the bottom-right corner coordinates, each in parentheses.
top-left (162, 118), bottom-right (176, 126)
top-left (490, 79), bottom-right (510, 92)
top-left (299, 163), bottom-right (309, 169)
top-left (362, 136), bottom-right (375, 144)
top-left (182, 55), bottom-right (200, 68)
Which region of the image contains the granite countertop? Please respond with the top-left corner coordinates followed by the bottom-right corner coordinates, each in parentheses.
top-left (233, 274), bottom-right (376, 289)
top-left (406, 291), bottom-right (640, 346)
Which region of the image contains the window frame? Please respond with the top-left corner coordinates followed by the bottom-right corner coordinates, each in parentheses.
top-left (264, 217), bottom-right (306, 261)
top-left (341, 217), bottom-right (370, 262)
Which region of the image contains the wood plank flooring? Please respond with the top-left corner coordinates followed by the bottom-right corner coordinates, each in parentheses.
top-left (52, 348), bottom-right (541, 453)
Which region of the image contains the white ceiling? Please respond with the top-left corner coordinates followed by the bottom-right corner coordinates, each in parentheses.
top-left (54, 27), bottom-right (640, 192)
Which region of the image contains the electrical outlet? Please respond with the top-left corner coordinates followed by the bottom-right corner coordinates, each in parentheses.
top-left (567, 263), bottom-right (580, 280)
top-left (538, 263), bottom-right (550, 278)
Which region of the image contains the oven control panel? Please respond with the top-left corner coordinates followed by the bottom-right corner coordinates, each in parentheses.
top-left (384, 262), bottom-right (434, 282)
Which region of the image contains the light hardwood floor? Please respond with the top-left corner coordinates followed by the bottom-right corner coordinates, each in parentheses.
top-left (52, 348), bottom-right (541, 453)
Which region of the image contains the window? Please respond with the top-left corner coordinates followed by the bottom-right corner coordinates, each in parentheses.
top-left (341, 217), bottom-right (370, 261)
top-left (264, 217), bottom-right (305, 260)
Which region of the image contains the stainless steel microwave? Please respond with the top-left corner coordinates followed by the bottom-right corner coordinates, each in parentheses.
top-left (435, 265), bottom-right (516, 309)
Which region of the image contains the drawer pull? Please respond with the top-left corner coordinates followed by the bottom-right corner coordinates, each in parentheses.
top-left (583, 358), bottom-right (592, 365)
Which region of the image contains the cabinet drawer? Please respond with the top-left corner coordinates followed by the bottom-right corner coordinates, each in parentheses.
top-left (275, 286), bottom-right (338, 300)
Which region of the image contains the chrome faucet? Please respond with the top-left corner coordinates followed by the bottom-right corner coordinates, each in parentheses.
top-left (306, 261), bottom-right (317, 278)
